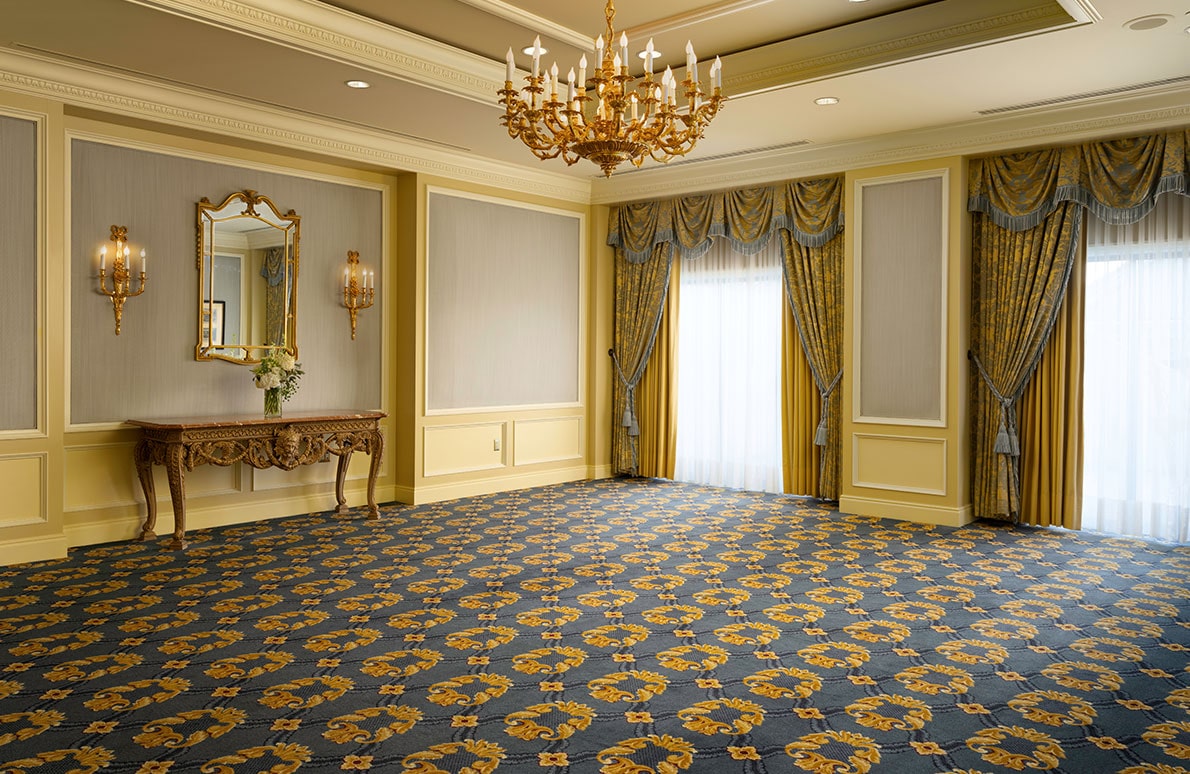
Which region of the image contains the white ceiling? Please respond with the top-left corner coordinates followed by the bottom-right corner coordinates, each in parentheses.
top-left (0, 0), bottom-right (1187, 202)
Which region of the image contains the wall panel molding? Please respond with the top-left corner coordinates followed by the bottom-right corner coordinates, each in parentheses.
top-left (852, 433), bottom-right (947, 496)
top-left (0, 453), bottom-right (47, 528)
top-left (513, 416), bottom-right (583, 467)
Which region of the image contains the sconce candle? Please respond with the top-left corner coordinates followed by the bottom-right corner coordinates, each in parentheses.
top-left (342, 249), bottom-right (375, 340)
top-left (97, 225), bottom-right (147, 335)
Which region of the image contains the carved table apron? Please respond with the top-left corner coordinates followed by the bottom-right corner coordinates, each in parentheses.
top-left (127, 411), bottom-right (385, 550)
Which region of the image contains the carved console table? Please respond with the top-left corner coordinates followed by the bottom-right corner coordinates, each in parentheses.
top-left (127, 410), bottom-right (385, 550)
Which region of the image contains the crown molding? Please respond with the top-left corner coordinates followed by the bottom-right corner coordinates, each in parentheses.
top-left (592, 86), bottom-right (1190, 204)
top-left (622, 0), bottom-right (777, 40)
top-left (0, 50), bottom-right (592, 203)
top-left (1055, 0), bottom-right (1102, 24)
top-left (454, 0), bottom-right (593, 50)
top-left (720, 1), bottom-right (1077, 98)
top-left (124, 0), bottom-right (507, 105)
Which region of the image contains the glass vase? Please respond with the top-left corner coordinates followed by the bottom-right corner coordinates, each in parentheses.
top-left (263, 387), bottom-right (282, 418)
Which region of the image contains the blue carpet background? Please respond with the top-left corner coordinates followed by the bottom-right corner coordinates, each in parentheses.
top-left (1, 477), bottom-right (1188, 773)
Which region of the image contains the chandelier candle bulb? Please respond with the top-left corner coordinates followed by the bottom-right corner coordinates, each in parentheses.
top-left (505, 48), bottom-right (514, 82)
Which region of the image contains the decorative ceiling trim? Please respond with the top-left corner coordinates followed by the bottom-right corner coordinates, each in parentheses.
top-left (622, 0), bottom-right (778, 40)
top-left (720, 2), bottom-right (1076, 98)
top-left (1055, 0), bottom-right (1102, 24)
top-left (0, 50), bottom-right (592, 203)
top-left (124, 0), bottom-right (507, 104)
top-left (453, 0), bottom-right (593, 50)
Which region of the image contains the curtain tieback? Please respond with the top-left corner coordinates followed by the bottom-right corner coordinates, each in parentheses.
top-left (814, 369), bottom-right (844, 447)
top-left (609, 349), bottom-right (640, 437)
top-left (969, 351), bottom-right (1020, 457)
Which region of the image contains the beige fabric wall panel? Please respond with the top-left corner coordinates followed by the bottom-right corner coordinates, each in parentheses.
top-left (69, 139), bottom-right (384, 424)
top-left (423, 423), bottom-right (506, 477)
top-left (0, 115), bottom-right (38, 431)
top-left (852, 434), bottom-right (947, 495)
top-left (0, 454), bottom-right (46, 527)
top-left (857, 174), bottom-right (945, 424)
top-left (513, 416), bottom-right (583, 466)
top-left (427, 191), bottom-right (581, 412)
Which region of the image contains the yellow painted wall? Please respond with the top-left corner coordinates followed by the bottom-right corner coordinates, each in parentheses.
top-left (0, 88), bottom-right (613, 567)
top-left (840, 156), bottom-right (972, 526)
top-left (0, 81), bottom-right (990, 567)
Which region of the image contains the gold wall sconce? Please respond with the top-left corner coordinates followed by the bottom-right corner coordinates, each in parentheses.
top-left (98, 225), bottom-right (146, 335)
top-left (342, 250), bottom-right (374, 340)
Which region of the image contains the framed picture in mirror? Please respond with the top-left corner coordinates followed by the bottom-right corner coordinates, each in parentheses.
top-left (201, 300), bottom-right (225, 347)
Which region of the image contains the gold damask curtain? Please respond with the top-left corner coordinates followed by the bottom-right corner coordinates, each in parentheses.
top-left (968, 128), bottom-right (1188, 521)
top-left (611, 244), bottom-right (673, 475)
top-left (608, 178), bottom-right (844, 486)
top-left (780, 229), bottom-right (845, 499)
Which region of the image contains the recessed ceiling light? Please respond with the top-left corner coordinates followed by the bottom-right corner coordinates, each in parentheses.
top-left (638, 49), bottom-right (662, 60)
top-left (523, 43), bottom-right (548, 56)
top-left (1124, 14), bottom-right (1171, 31)
top-left (344, 80), bottom-right (371, 89)
top-left (815, 96), bottom-right (840, 106)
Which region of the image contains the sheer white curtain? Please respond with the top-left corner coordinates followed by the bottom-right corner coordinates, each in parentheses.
top-left (1083, 193), bottom-right (1190, 543)
top-left (674, 238), bottom-right (783, 493)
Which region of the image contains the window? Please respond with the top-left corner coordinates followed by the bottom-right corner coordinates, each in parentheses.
top-left (1082, 193), bottom-right (1189, 542)
top-left (674, 238), bottom-right (784, 492)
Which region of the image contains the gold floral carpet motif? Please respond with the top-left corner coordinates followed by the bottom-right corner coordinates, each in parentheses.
top-left (1, 478), bottom-right (1188, 773)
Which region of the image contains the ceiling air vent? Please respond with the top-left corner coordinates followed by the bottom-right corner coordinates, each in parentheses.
top-left (978, 76), bottom-right (1190, 115)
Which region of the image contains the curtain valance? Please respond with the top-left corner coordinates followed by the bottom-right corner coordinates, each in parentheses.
top-left (968, 128), bottom-right (1189, 231)
top-left (607, 176), bottom-right (844, 263)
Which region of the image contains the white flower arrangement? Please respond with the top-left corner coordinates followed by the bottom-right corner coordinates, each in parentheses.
top-left (251, 351), bottom-right (303, 402)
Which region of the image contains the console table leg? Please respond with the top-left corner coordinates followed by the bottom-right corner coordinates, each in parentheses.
top-left (134, 440), bottom-right (158, 542)
top-left (334, 452), bottom-right (352, 515)
top-left (366, 430), bottom-right (384, 519)
top-left (165, 444), bottom-right (189, 550)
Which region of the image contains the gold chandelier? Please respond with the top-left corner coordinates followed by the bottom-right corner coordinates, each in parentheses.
top-left (499, 0), bottom-right (724, 177)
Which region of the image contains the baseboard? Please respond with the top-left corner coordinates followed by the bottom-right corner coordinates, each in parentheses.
top-left (587, 464), bottom-right (614, 479)
top-left (62, 484), bottom-right (401, 549)
top-left (0, 533), bottom-right (69, 567)
top-left (410, 465), bottom-right (593, 505)
top-left (839, 494), bottom-right (974, 527)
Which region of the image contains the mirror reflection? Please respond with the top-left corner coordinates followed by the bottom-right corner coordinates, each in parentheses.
top-left (196, 190), bottom-right (299, 363)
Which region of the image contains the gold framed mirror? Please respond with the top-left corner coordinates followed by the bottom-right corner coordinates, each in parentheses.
top-left (196, 190), bottom-right (299, 364)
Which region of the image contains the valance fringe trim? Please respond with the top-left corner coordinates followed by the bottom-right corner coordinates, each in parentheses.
top-left (968, 174), bottom-right (1187, 231)
top-left (608, 177), bottom-right (845, 264)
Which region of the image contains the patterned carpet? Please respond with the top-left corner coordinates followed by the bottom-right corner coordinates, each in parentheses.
top-left (1, 477), bottom-right (1189, 774)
